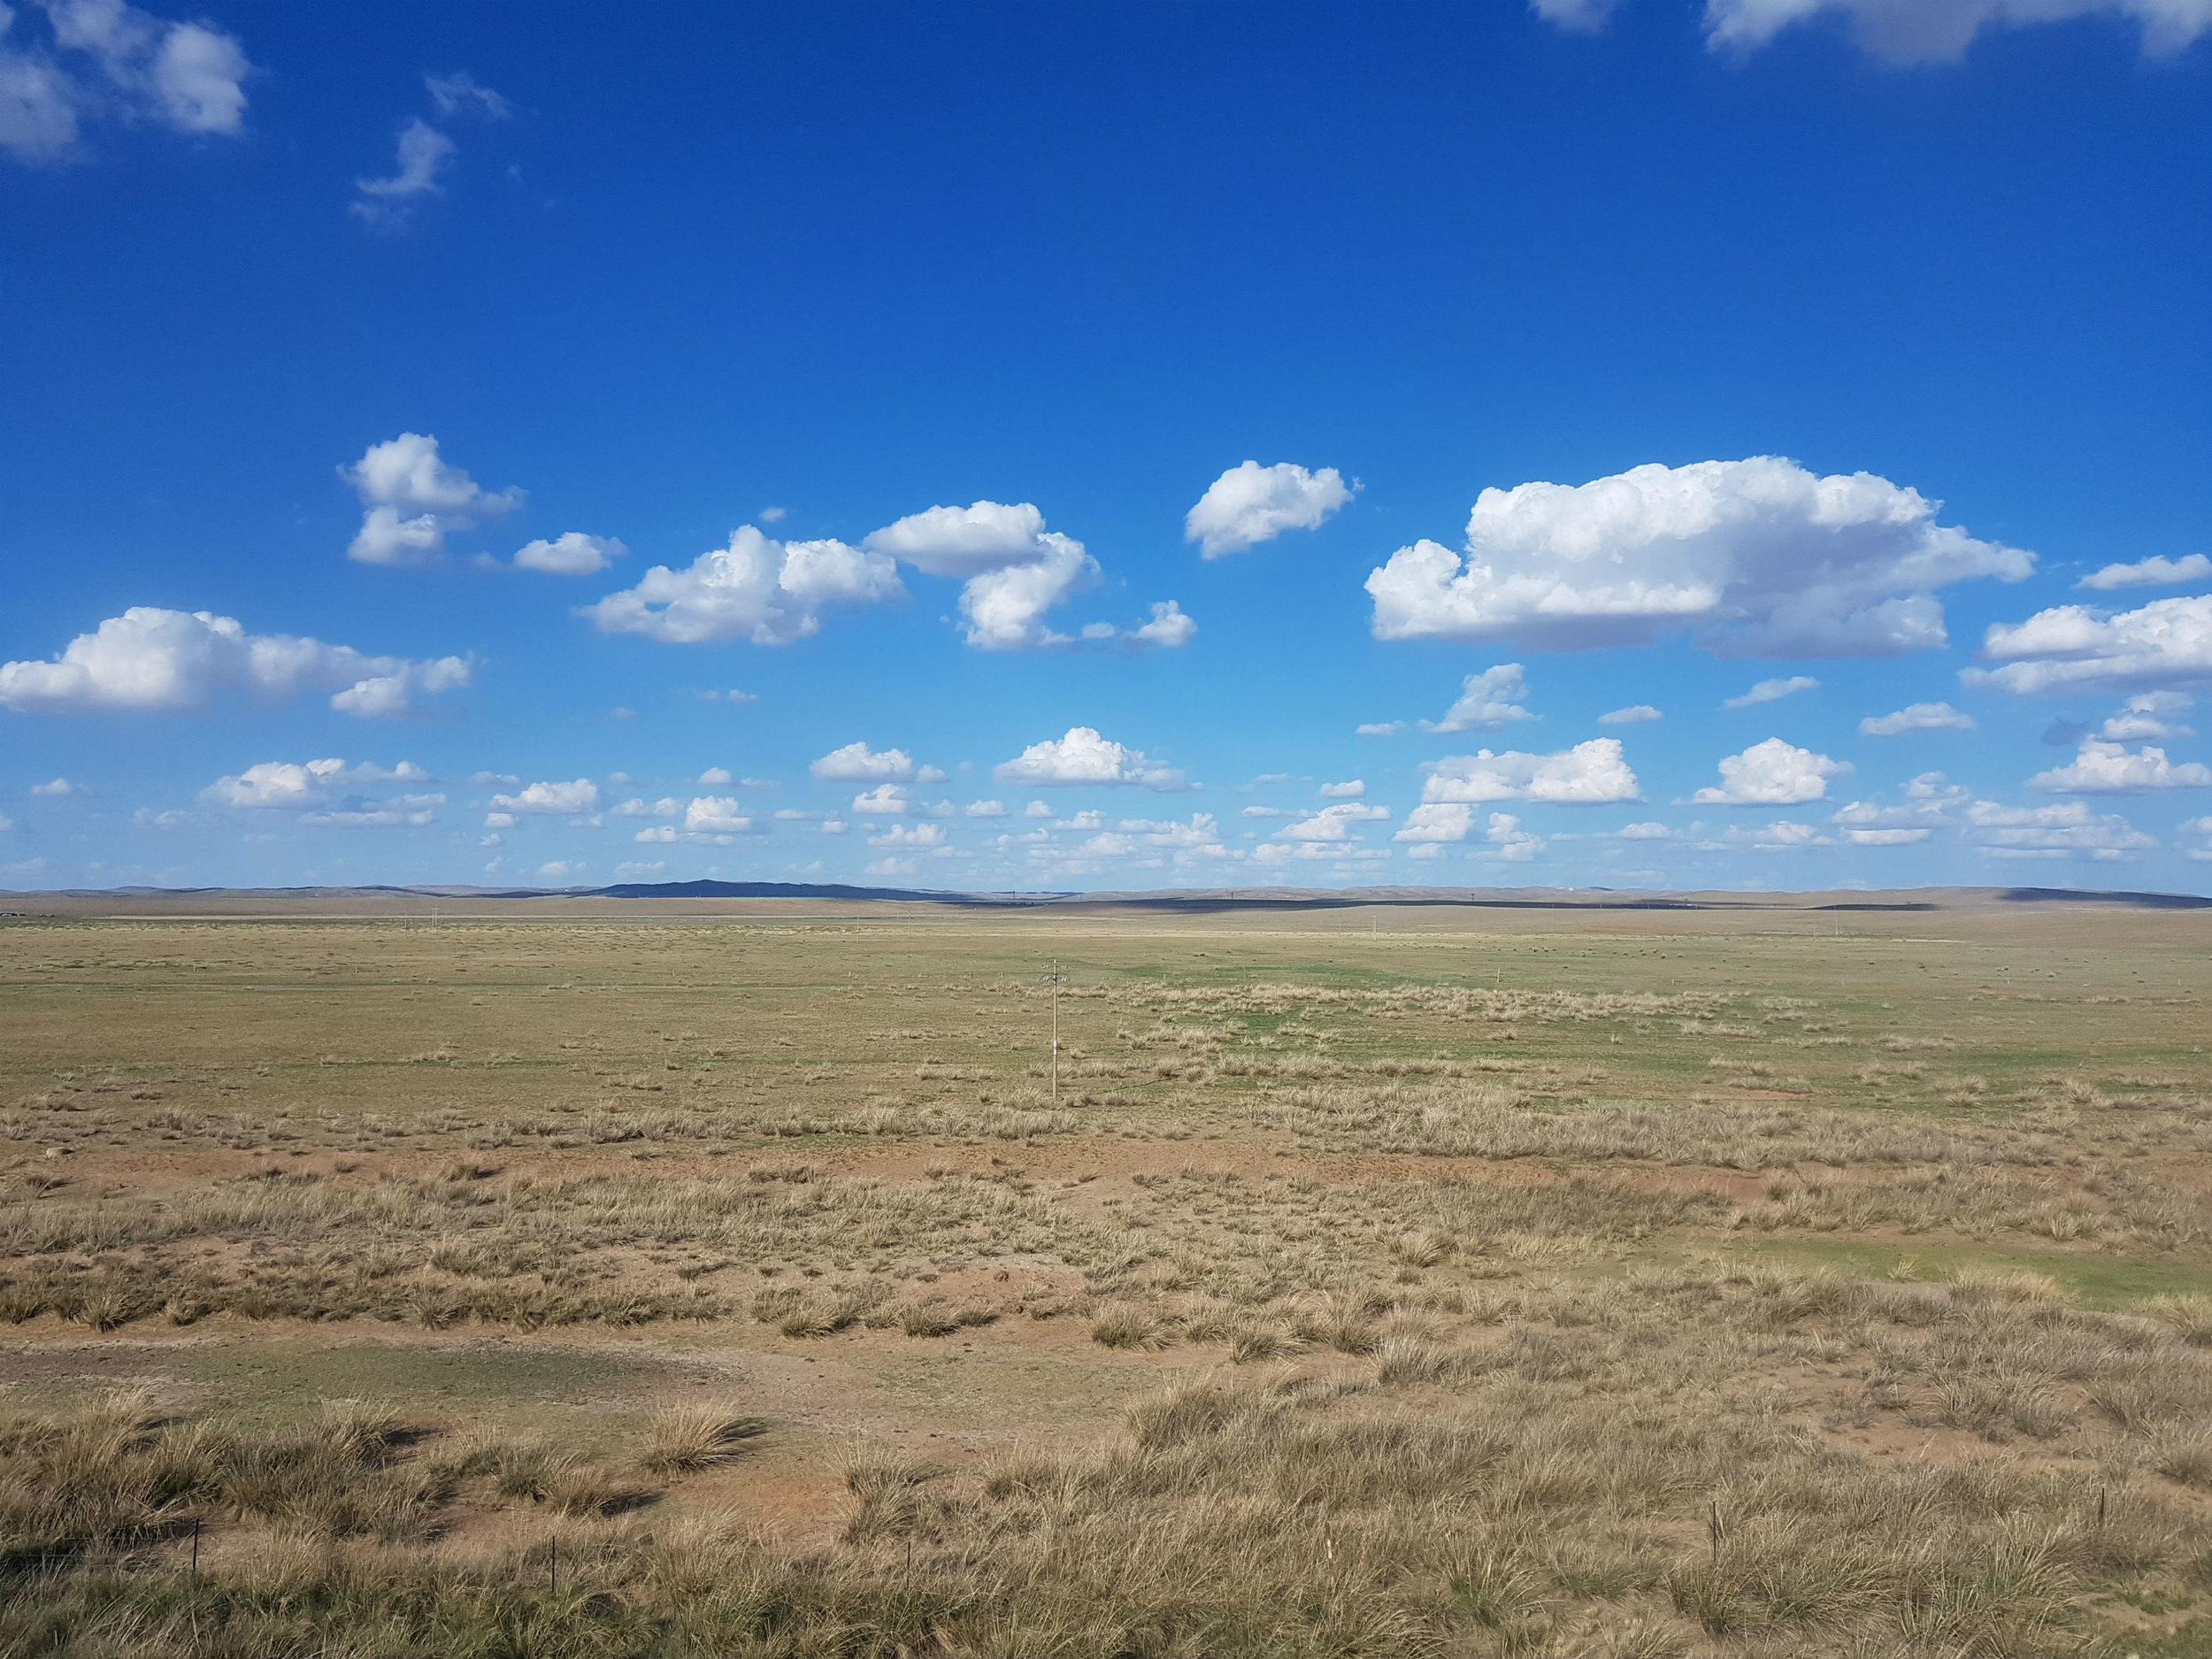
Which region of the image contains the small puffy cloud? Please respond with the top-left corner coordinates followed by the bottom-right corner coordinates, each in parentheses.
top-left (2031, 741), bottom-right (2212, 795)
top-left (2079, 553), bottom-right (2212, 591)
top-left (1963, 799), bottom-right (2156, 861)
top-left (1130, 601), bottom-right (1196, 649)
top-left (995, 726), bottom-right (1190, 791)
top-left (581, 526), bottom-right (902, 646)
top-left (1317, 780), bottom-right (1365, 799)
top-left (1422, 664), bottom-right (1538, 734)
top-left (1395, 803), bottom-right (1473, 842)
top-left (202, 757), bottom-right (429, 813)
top-left (1278, 803), bottom-right (1390, 841)
top-left (1693, 738), bottom-right (1847, 805)
top-left (965, 800), bottom-right (1006, 818)
top-left (851, 785), bottom-right (910, 816)
top-left (864, 500), bottom-right (1056, 578)
top-left (1356, 721), bottom-right (1406, 737)
top-left (1842, 826), bottom-right (1930, 846)
top-left (1366, 456), bottom-right (2031, 658)
top-left (1481, 812), bottom-right (1543, 861)
top-left (1831, 773), bottom-right (1965, 844)
top-left (0, 606), bottom-right (469, 718)
top-left (1725, 820), bottom-right (1831, 851)
top-left (613, 796), bottom-right (682, 818)
top-left (697, 767), bottom-right (733, 785)
top-left (1724, 675), bottom-right (1816, 710)
top-left (1, 0), bottom-right (250, 165)
top-left (1118, 812), bottom-right (1225, 852)
top-left (327, 656), bottom-right (472, 718)
top-left (864, 856), bottom-right (918, 878)
top-left (1615, 821), bottom-right (1673, 839)
top-left (341, 433), bottom-right (521, 565)
top-left (1423, 738), bottom-right (1640, 805)
top-left (1968, 595), bottom-right (2212, 696)
top-left (204, 758), bottom-right (347, 810)
top-left (1703, 0), bottom-right (2212, 63)
top-left (864, 500), bottom-right (1187, 651)
top-left (1598, 704), bottom-right (1662, 725)
top-left (29, 778), bottom-right (81, 796)
top-left (1025, 800), bottom-right (1055, 818)
top-left (811, 741), bottom-right (918, 782)
top-left (864, 500), bottom-right (1094, 650)
top-left (513, 533), bottom-right (624, 575)
top-left (1184, 460), bottom-right (1352, 557)
top-left (947, 534), bottom-right (1094, 650)
top-left (684, 795), bottom-right (753, 834)
top-left (868, 821), bottom-right (944, 849)
top-left (1243, 805), bottom-right (1294, 818)
top-left (490, 779), bottom-right (598, 816)
top-left (350, 118), bottom-right (456, 228)
top-left (1862, 701), bottom-right (1974, 736)
top-left (424, 70), bottom-right (509, 119)
top-left (2101, 692), bottom-right (2194, 741)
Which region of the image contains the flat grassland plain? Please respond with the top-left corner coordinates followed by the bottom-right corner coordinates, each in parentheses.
top-left (4, 894), bottom-right (2212, 1658)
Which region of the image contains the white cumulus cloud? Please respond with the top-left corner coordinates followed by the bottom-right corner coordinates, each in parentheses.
top-left (1861, 701), bottom-right (1974, 736)
top-left (490, 779), bottom-right (597, 816)
top-left (29, 777), bottom-right (81, 796)
top-left (851, 785), bottom-right (910, 816)
top-left (2078, 553), bottom-right (2212, 591)
top-left (581, 526), bottom-right (902, 646)
top-left (1317, 780), bottom-right (1365, 799)
top-left (0, 606), bottom-right (470, 718)
top-left (1, 0), bottom-right (250, 165)
top-left (868, 821), bottom-right (945, 849)
top-left (1278, 803), bottom-right (1390, 841)
top-left (1421, 738), bottom-right (1640, 805)
top-left (2031, 741), bottom-right (2212, 795)
top-left (1598, 704), bottom-right (1662, 725)
top-left (1422, 664), bottom-right (1539, 733)
top-left (1963, 799), bottom-right (2156, 860)
top-left (1703, 0), bottom-right (2212, 64)
top-left (1184, 460), bottom-right (1352, 557)
top-left (995, 726), bottom-right (1190, 791)
top-left (2101, 692), bottom-right (2193, 741)
top-left (1481, 811), bottom-right (1544, 861)
top-left (1968, 595), bottom-right (2212, 696)
top-left (1693, 738), bottom-right (1848, 805)
top-left (1366, 456), bottom-right (2032, 658)
top-left (1724, 675), bottom-right (1816, 710)
top-left (513, 533), bottom-right (625, 575)
top-left (811, 741), bottom-right (924, 783)
top-left (864, 501), bottom-right (1189, 651)
top-left (1394, 803), bottom-right (1474, 842)
top-left (341, 433), bottom-right (521, 566)
top-left (202, 757), bottom-right (431, 814)
top-left (683, 795), bottom-right (753, 835)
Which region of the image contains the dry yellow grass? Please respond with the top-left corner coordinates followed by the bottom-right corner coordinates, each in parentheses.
top-left (1, 897), bottom-right (2209, 1654)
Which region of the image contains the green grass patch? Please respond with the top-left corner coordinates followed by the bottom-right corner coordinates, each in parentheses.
top-left (1731, 1237), bottom-right (2212, 1308)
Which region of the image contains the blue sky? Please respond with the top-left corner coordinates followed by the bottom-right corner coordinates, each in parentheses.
top-left (4, 0), bottom-right (2209, 894)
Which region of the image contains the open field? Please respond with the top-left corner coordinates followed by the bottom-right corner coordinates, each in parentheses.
top-left (4, 895), bottom-right (2212, 1656)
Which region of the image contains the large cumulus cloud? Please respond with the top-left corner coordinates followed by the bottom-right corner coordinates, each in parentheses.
top-left (1365, 457), bottom-right (2032, 658)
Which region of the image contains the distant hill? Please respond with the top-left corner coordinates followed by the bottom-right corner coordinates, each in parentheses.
top-left (6, 879), bottom-right (2209, 912)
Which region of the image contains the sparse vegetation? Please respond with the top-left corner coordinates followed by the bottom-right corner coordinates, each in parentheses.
top-left (2, 898), bottom-right (2209, 1654)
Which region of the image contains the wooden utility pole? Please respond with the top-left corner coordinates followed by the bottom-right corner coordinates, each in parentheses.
top-left (1043, 960), bottom-right (1069, 1103)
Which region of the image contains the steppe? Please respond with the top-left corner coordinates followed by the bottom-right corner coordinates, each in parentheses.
top-left (3, 889), bottom-right (2211, 1656)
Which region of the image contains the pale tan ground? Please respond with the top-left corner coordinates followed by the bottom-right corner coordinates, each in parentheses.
top-left (4, 895), bottom-right (2211, 1655)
